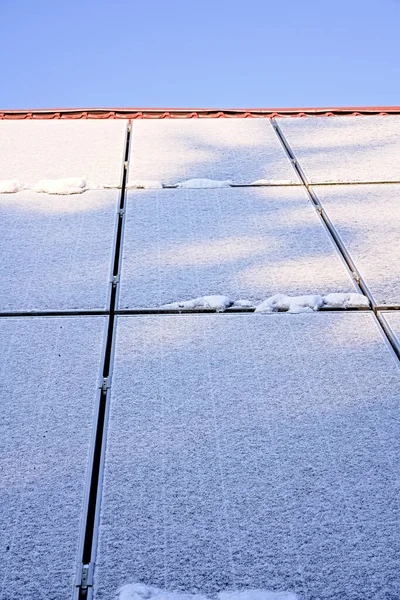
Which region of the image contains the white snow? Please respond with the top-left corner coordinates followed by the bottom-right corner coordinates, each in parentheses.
top-left (160, 292), bottom-right (370, 313)
top-left (174, 178), bottom-right (233, 188)
top-left (277, 115), bottom-right (400, 184)
top-left (116, 585), bottom-right (299, 600)
top-left (323, 292), bottom-right (370, 308)
top-left (255, 293), bottom-right (370, 313)
top-left (161, 295), bottom-right (234, 311)
top-left (126, 180), bottom-right (164, 189)
top-left (250, 179), bottom-right (296, 186)
top-left (32, 177), bottom-right (99, 195)
top-left (117, 583), bottom-right (209, 600)
top-left (219, 591), bottom-right (299, 600)
top-left (0, 179), bottom-right (25, 193)
top-left (255, 294), bottom-right (324, 313)
top-left (233, 299), bottom-right (254, 308)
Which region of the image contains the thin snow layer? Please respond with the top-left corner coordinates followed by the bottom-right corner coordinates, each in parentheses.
top-left (94, 313), bottom-right (400, 600)
top-left (277, 115), bottom-right (400, 183)
top-left (161, 295), bottom-right (233, 311)
top-left (174, 178), bottom-right (233, 188)
top-left (0, 316), bottom-right (106, 600)
top-left (250, 179), bottom-right (297, 186)
top-left (32, 177), bottom-right (99, 195)
top-left (128, 119), bottom-right (298, 185)
top-left (255, 294), bottom-right (323, 313)
top-left (316, 184), bottom-right (400, 306)
top-left (380, 311), bottom-right (400, 350)
top-left (220, 591), bottom-right (299, 600)
top-left (0, 120), bottom-right (127, 186)
top-left (0, 189), bottom-right (117, 311)
top-left (0, 178), bottom-right (24, 193)
top-left (117, 583), bottom-right (208, 600)
top-left (255, 292), bottom-right (369, 313)
top-left (126, 180), bottom-right (164, 189)
top-left (118, 187), bottom-right (357, 309)
top-left (117, 584), bottom-right (298, 600)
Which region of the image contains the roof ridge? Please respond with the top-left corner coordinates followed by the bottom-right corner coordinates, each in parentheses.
top-left (0, 106), bottom-right (399, 119)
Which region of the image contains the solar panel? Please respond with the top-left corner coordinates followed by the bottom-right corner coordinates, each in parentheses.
top-left (380, 311), bottom-right (400, 353)
top-left (0, 316), bottom-right (106, 600)
top-left (128, 119), bottom-right (298, 185)
top-left (315, 184), bottom-right (400, 306)
top-left (276, 116), bottom-right (400, 183)
top-left (0, 189), bottom-right (118, 312)
top-left (0, 120), bottom-right (127, 187)
top-left (94, 313), bottom-right (400, 600)
top-left (118, 187), bottom-right (357, 309)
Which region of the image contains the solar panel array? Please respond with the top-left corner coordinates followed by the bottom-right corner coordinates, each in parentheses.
top-left (0, 116), bottom-right (399, 600)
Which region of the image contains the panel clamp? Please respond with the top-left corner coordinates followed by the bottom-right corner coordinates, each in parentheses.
top-left (75, 562), bottom-right (94, 591)
top-left (101, 376), bottom-right (111, 392)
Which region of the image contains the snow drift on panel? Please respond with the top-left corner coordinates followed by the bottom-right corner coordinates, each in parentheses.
top-left (0, 179), bottom-right (25, 193)
top-left (116, 584), bottom-right (299, 600)
top-left (161, 295), bottom-right (234, 312)
top-left (255, 294), bottom-right (324, 314)
top-left (255, 293), bottom-right (370, 313)
top-left (126, 180), bottom-right (164, 189)
top-left (250, 179), bottom-right (297, 186)
top-left (117, 583), bottom-right (208, 600)
top-left (323, 292), bottom-right (370, 308)
top-left (159, 292), bottom-right (369, 313)
top-left (32, 177), bottom-right (100, 195)
top-left (220, 591), bottom-right (299, 600)
top-left (174, 178), bottom-right (233, 188)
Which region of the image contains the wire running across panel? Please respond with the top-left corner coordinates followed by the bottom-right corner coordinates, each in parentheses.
top-left (0, 316), bottom-right (107, 600)
top-left (94, 313), bottom-right (400, 600)
top-left (118, 187), bottom-right (358, 309)
top-left (128, 119), bottom-right (298, 185)
top-left (0, 120), bottom-right (127, 187)
top-left (314, 184), bottom-right (400, 307)
top-left (0, 189), bottom-right (119, 312)
top-left (276, 116), bottom-right (400, 184)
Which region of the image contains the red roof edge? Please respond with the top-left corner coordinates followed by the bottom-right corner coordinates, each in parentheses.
top-left (0, 106), bottom-right (399, 120)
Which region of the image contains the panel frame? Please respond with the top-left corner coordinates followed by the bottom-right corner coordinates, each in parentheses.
top-left (93, 312), bottom-right (400, 600)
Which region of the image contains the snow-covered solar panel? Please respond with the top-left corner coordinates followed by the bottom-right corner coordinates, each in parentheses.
top-left (0, 316), bottom-right (106, 600)
top-left (118, 187), bottom-right (357, 308)
top-left (0, 189), bottom-right (118, 312)
top-left (380, 311), bottom-right (400, 352)
top-left (277, 116), bottom-right (400, 183)
top-left (94, 313), bottom-right (400, 600)
top-left (0, 120), bottom-right (126, 187)
top-left (315, 184), bottom-right (400, 306)
top-left (128, 119), bottom-right (298, 185)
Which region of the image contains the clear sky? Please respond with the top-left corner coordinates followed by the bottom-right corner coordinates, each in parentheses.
top-left (1, 0), bottom-right (400, 109)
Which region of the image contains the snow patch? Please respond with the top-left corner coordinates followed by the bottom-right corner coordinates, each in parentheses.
top-left (323, 292), bottom-right (370, 308)
top-left (126, 180), bottom-right (164, 189)
top-left (255, 292), bottom-right (370, 313)
top-left (250, 179), bottom-right (295, 186)
top-left (255, 294), bottom-right (323, 314)
top-left (117, 583), bottom-right (208, 600)
top-left (161, 295), bottom-right (234, 312)
top-left (174, 178), bottom-right (233, 189)
top-left (32, 177), bottom-right (100, 195)
top-left (159, 293), bottom-right (370, 314)
top-left (219, 591), bottom-right (299, 600)
top-left (233, 299), bottom-right (254, 308)
top-left (116, 585), bottom-right (299, 600)
top-left (0, 179), bottom-right (25, 193)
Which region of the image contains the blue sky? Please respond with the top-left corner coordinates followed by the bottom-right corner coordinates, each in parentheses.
top-left (1, 0), bottom-right (400, 109)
